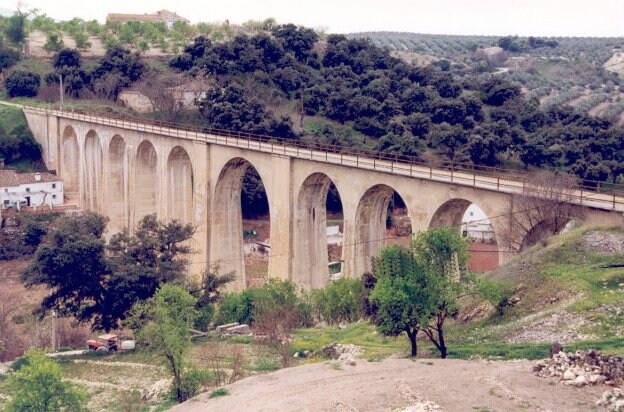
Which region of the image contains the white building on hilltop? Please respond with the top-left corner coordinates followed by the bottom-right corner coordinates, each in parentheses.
top-left (462, 203), bottom-right (495, 242)
top-left (0, 169), bottom-right (64, 210)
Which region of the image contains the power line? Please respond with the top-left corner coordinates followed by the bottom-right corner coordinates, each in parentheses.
top-left (186, 192), bottom-right (587, 266)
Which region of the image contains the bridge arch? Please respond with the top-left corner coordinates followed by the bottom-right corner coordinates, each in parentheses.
top-left (211, 157), bottom-right (270, 291)
top-left (429, 198), bottom-right (500, 271)
top-left (60, 125), bottom-right (79, 201)
top-left (134, 139), bottom-right (159, 224)
top-left (293, 172), bottom-right (343, 288)
top-left (166, 146), bottom-right (194, 224)
top-left (353, 184), bottom-right (412, 277)
top-left (108, 135), bottom-right (129, 233)
top-left (83, 130), bottom-right (103, 212)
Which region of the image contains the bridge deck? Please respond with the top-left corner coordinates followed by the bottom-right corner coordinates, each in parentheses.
top-left (19, 104), bottom-right (624, 213)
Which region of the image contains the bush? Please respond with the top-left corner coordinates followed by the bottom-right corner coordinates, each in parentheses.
top-left (312, 278), bottom-right (362, 324)
top-left (174, 368), bottom-right (213, 401)
top-left (213, 279), bottom-right (312, 328)
top-left (194, 304), bottom-right (214, 331)
top-left (209, 387), bottom-right (230, 398)
top-left (213, 291), bottom-right (254, 326)
top-left (10, 356), bottom-right (28, 371)
top-left (5, 70), bottom-right (41, 97)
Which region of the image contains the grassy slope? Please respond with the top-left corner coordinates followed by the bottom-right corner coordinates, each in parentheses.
top-left (293, 226), bottom-right (624, 360)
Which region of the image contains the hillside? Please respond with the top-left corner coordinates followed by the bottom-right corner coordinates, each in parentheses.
top-left (3, 24), bottom-right (624, 186)
top-left (352, 32), bottom-right (624, 124)
top-left (2, 226), bottom-right (622, 411)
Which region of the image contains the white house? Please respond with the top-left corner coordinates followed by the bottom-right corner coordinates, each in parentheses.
top-left (462, 203), bottom-right (495, 242)
top-left (0, 170), bottom-right (64, 210)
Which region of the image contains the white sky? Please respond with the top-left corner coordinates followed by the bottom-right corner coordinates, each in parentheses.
top-left (0, 0), bottom-right (622, 37)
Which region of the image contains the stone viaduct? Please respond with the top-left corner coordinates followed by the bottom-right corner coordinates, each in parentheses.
top-left (21, 106), bottom-right (624, 291)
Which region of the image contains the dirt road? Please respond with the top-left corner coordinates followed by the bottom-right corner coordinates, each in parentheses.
top-left (171, 358), bottom-right (606, 411)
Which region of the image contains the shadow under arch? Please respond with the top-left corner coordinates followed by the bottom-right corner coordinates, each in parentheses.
top-left (108, 135), bottom-right (129, 233)
top-left (84, 130), bottom-right (102, 212)
top-left (353, 184), bottom-right (412, 277)
top-left (134, 139), bottom-right (159, 225)
top-left (293, 172), bottom-right (343, 289)
top-left (166, 146), bottom-right (194, 224)
top-left (211, 157), bottom-right (270, 291)
top-left (61, 125), bottom-right (79, 201)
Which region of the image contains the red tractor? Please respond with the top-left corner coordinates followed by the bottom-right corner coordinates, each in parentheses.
top-left (85, 334), bottom-right (120, 354)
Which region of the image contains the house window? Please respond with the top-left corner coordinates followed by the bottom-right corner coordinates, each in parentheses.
top-left (52, 194), bottom-right (56, 199)
top-left (25, 187), bottom-right (30, 192)
top-left (469, 212), bottom-right (474, 217)
top-left (3, 188), bottom-right (7, 192)
top-left (3, 200), bottom-right (8, 205)
top-left (52, 183), bottom-right (56, 189)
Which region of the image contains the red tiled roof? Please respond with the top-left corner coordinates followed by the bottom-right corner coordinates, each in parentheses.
top-left (0, 170), bottom-right (18, 187)
top-left (107, 9), bottom-right (189, 23)
top-left (0, 170), bottom-right (61, 187)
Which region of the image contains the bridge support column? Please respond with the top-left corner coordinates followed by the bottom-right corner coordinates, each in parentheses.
top-left (267, 155), bottom-right (293, 281)
top-left (190, 142), bottom-right (210, 276)
top-left (338, 193), bottom-right (359, 279)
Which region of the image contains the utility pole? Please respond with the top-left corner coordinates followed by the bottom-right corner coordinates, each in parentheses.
top-left (50, 309), bottom-right (57, 351)
top-left (59, 74), bottom-right (64, 109)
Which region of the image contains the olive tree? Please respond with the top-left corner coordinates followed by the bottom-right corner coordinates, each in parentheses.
top-left (5, 349), bottom-right (89, 411)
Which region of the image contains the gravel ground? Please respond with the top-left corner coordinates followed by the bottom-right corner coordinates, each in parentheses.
top-left (171, 358), bottom-right (606, 412)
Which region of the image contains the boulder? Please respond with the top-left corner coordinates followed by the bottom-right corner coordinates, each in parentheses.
top-left (572, 375), bottom-right (588, 387)
top-left (563, 370), bottom-right (576, 381)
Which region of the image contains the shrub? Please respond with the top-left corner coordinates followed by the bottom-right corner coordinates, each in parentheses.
top-left (10, 356), bottom-right (28, 371)
top-left (174, 368), bottom-right (213, 401)
top-left (209, 387), bottom-right (229, 398)
top-left (312, 278), bottom-right (362, 324)
top-left (213, 291), bottom-right (254, 326)
top-left (5, 70), bottom-right (41, 97)
top-left (194, 303), bottom-right (214, 331)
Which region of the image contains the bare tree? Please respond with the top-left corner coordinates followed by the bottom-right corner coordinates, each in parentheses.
top-left (135, 72), bottom-right (208, 122)
top-left (500, 171), bottom-right (584, 253)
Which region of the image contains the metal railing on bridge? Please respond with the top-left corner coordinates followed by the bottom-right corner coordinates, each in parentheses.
top-left (22, 104), bottom-right (624, 212)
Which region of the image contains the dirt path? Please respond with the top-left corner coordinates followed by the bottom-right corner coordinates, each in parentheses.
top-left (171, 358), bottom-right (605, 411)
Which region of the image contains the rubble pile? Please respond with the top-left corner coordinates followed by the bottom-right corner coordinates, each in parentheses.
top-left (596, 388), bottom-right (624, 411)
top-left (533, 349), bottom-right (624, 387)
top-left (317, 343), bottom-right (363, 362)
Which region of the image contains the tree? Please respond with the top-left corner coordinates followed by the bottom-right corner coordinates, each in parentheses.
top-left (5, 349), bottom-right (89, 411)
top-left (128, 285), bottom-right (199, 403)
top-left (5, 71), bottom-right (41, 98)
top-left (0, 47), bottom-right (20, 74)
top-left (480, 77), bottom-right (520, 106)
top-left (369, 245), bottom-right (432, 357)
top-left (413, 228), bottom-right (469, 359)
top-left (90, 45), bottom-right (146, 100)
top-left (4, 5), bottom-right (36, 44)
top-left (52, 48), bottom-right (81, 69)
top-left (22, 214), bottom-right (195, 331)
top-left (44, 32), bottom-right (64, 52)
top-left (134, 71), bottom-right (197, 121)
top-left (499, 171), bottom-right (584, 253)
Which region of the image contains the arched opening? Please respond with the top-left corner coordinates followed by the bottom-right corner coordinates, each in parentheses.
top-left (354, 185), bottom-right (412, 277)
top-left (519, 219), bottom-right (573, 252)
top-left (430, 200), bottom-right (499, 272)
top-left (83, 130), bottom-right (102, 212)
top-left (60, 126), bottom-right (79, 203)
top-left (294, 173), bottom-right (344, 289)
top-left (134, 140), bottom-right (158, 224)
top-left (108, 135), bottom-right (128, 233)
top-left (212, 158), bottom-right (270, 291)
top-left (166, 146), bottom-right (194, 224)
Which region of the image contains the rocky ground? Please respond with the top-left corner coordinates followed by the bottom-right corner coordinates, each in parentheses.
top-left (170, 357), bottom-right (611, 411)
